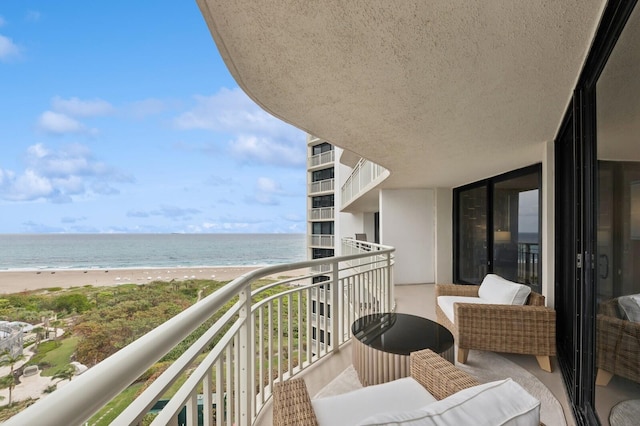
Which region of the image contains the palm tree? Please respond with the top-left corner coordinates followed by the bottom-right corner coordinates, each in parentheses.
top-left (0, 349), bottom-right (26, 376)
top-left (0, 349), bottom-right (25, 406)
top-left (52, 365), bottom-right (75, 383)
top-left (31, 326), bottom-right (44, 349)
top-left (0, 374), bottom-right (16, 406)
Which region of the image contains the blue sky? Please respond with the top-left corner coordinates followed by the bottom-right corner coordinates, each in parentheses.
top-left (0, 2), bottom-right (307, 234)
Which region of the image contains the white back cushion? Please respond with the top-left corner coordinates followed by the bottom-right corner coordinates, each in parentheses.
top-left (312, 377), bottom-right (437, 426)
top-left (478, 274), bottom-right (531, 305)
top-left (357, 378), bottom-right (540, 426)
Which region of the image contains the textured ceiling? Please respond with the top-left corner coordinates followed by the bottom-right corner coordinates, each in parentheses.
top-left (198, 0), bottom-right (605, 188)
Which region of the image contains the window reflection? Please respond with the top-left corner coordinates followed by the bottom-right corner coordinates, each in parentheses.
top-left (595, 4), bottom-right (640, 421)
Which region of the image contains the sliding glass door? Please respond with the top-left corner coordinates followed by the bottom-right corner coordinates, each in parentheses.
top-left (454, 165), bottom-right (541, 292)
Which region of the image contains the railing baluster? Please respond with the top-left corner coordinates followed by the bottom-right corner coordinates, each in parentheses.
top-left (215, 358), bottom-right (223, 426)
top-left (225, 344), bottom-right (233, 426)
top-left (186, 392), bottom-right (198, 425)
top-left (258, 306), bottom-right (264, 406)
top-left (203, 369), bottom-right (212, 426)
top-left (277, 298), bottom-right (282, 380)
top-left (238, 286), bottom-right (251, 426)
top-left (288, 293), bottom-right (293, 377)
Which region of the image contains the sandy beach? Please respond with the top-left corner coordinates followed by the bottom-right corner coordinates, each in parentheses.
top-left (0, 266), bottom-right (310, 294)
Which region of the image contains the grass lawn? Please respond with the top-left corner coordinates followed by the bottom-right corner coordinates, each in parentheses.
top-left (87, 383), bottom-right (144, 426)
top-left (33, 337), bottom-right (79, 377)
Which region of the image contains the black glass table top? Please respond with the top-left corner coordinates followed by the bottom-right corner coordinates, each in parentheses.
top-left (351, 312), bottom-right (454, 356)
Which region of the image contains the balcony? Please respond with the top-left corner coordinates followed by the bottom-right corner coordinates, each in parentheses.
top-left (308, 206), bottom-right (334, 221)
top-left (4, 247), bottom-right (394, 426)
top-left (308, 178), bottom-right (334, 195)
top-left (307, 150), bottom-right (335, 169)
top-left (309, 234), bottom-right (334, 248)
top-left (341, 158), bottom-right (389, 209)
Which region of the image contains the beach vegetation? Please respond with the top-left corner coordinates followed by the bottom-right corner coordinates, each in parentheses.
top-left (3, 277), bottom-right (307, 420)
top-left (0, 398), bottom-right (36, 420)
top-left (52, 365), bottom-right (76, 383)
top-left (53, 293), bottom-right (91, 314)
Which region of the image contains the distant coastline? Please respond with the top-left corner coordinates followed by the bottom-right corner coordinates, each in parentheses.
top-left (0, 233), bottom-right (306, 271)
top-left (0, 265), bottom-right (310, 294)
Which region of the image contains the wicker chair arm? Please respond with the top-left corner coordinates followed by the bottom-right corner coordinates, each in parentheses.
top-left (272, 378), bottom-right (319, 426)
top-left (435, 283), bottom-right (479, 298)
top-left (455, 303), bottom-right (556, 356)
top-left (410, 349), bottom-right (480, 400)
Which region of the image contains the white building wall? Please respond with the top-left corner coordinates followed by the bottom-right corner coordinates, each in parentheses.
top-left (380, 189), bottom-right (435, 285)
top-left (434, 188), bottom-right (453, 284)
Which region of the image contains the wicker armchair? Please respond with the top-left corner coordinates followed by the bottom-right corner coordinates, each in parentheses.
top-left (435, 283), bottom-right (557, 372)
top-left (272, 349), bottom-right (479, 426)
top-left (596, 298), bottom-right (640, 386)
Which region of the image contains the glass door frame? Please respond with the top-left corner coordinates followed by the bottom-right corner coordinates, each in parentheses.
top-left (453, 163), bottom-right (542, 286)
top-left (554, 1), bottom-right (637, 424)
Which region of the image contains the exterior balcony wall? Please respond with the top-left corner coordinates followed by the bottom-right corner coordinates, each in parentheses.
top-left (308, 150), bottom-right (335, 169)
top-left (309, 178), bottom-right (335, 195)
top-left (309, 207), bottom-right (335, 221)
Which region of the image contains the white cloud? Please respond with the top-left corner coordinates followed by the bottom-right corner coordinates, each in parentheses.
top-left (37, 111), bottom-right (87, 134)
top-left (0, 34), bottom-right (20, 61)
top-left (52, 96), bottom-right (114, 117)
top-left (173, 87), bottom-right (306, 167)
top-left (230, 135), bottom-right (305, 167)
top-left (0, 143), bottom-right (130, 202)
top-left (10, 169), bottom-right (53, 201)
top-left (257, 177), bottom-right (281, 193)
top-left (125, 98), bottom-right (167, 118)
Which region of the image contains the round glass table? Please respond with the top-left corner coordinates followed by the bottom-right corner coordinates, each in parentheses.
top-left (351, 312), bottom-right (454, 386)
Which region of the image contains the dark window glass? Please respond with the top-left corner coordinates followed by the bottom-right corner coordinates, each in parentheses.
top-left (312, 143), bottom-right (332, 155)
top-left (454, 164), bottom-right (541, 291)
top-left (312, 168), bottom-right (334, 182)
top-left (312, 249), bottom-right (334, 258)
top-left (312, 222), bottom-right (334, 235)
top-left (312, 195), bottom-right (334, 208)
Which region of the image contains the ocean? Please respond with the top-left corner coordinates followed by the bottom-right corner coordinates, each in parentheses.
top-left (0, 234), bottom-right (307, 271)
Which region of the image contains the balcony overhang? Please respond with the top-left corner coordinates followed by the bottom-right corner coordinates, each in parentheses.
top-left (197, 0), bottom-right (604, 188)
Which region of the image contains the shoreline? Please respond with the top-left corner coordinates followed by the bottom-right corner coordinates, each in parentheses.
top-left (0, 266), bottom-right (310, 294)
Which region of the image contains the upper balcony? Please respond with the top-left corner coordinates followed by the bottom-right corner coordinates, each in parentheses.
top-left (308, 178), bottom-right (334, 195)
top-left (341, 158), bottom-right (389, 212)
top-left (308, 150), bottom-right (335, 170)
top-left (309, 234), bottom-right (335, 248)
top-left (308, 206), bottom-right (334, 221)
top-left (4, 245), bottom-right (395, 426)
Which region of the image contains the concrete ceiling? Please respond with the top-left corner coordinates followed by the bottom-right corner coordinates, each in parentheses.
top-left (197, 0), bottom-right (605, 188)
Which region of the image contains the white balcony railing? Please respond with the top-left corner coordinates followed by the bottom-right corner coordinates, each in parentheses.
top-left (309, 206), bottom-right (335, 221)
top-left (309, 178), bottom-right (334, 195)
top-left (5, 247), bottom-right (394, 426)
top-left (341, 158), bottom-right (388, 207)
top-left (308, 150), bottom-right (335, 168)
top-left (309, 234), bottom-right (335, 247)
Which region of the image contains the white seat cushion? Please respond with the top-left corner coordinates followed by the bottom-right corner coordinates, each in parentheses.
top-left (311, 377), bottom-right (437, 426)
top-left (356, 378), bottom-right (540, 426)
top-left (478, 274), bottom-right (531, 305)
top-left (436, 296), bottom-right (489, 324)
